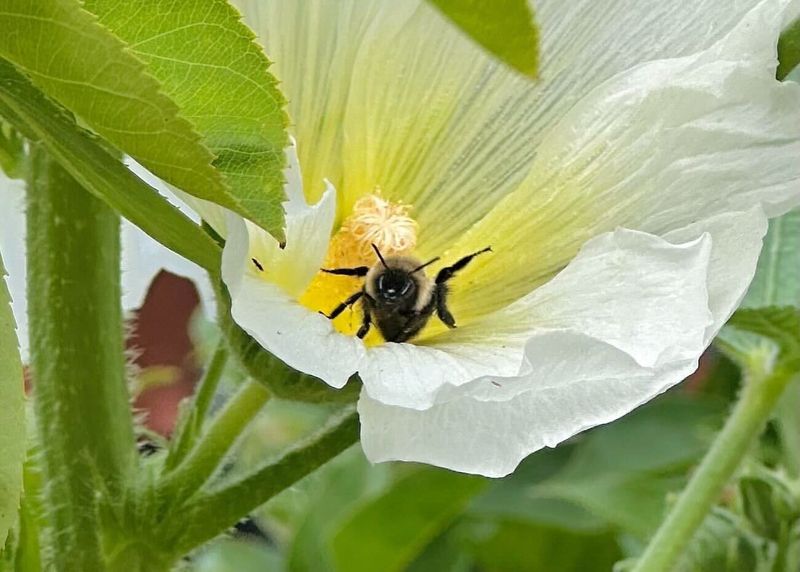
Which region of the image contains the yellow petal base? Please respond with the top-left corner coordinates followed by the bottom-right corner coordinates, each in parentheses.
top-left (299, 193), bottom-right (418, 345)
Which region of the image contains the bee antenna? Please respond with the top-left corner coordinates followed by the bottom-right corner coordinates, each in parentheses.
top-left (371, 243), bottom-right (388, 268)
top-left (412, 257), bottom-right (440, 273)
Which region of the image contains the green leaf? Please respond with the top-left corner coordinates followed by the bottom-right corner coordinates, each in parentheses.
top-left (286, 448), bottom-right (389, 572)
top-left (727, 307), bottom-right (800, 362)
top-left (464, 519), bottom-right (622, 572)
top-left (0, 2), bottom-right (220, 200)
top-left (0, 252), bottom-right (24, 550)
top-left (530, 396), bottom-right (725, 538)
top-left (0, 58), bottom-right (221, 273)
top-left (675, 508), bottom-right (777, 572)
top-left (331, 469), bottom-right (487, 572)
top-left (718, 210), bottom-right (800, 358)
top-left (743, 211), bottom-right (800, 309)
top-left (426, 0), bottom-right (539, 79)
top-left (778, 17), bottom-right (800, 81)
top-left (0, 0), bottom-right (288, 241)
top-left (469, 446), bottom-right (612, 534)
top-left (618, 509), bottom-right (778, 572)
top-left (406, 526), bottom-right (474, 572)
top-left (716, 210), bottom-right (800, 477)
top-left (739, 472), bottom-right (799, 542)
top-left (82, 0), bottom-right (290, 241)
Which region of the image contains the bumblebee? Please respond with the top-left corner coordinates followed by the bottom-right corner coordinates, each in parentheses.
top-left (321, 244), bottom-right (491, 343)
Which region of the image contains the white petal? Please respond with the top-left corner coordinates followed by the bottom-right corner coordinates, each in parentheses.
top-left (358, 340), bottom-right (523, 410)
top-left (360, 214), bottom-right (768, 476)
top-left (120, 159), bottom-right (216, 314)
top-left (222, 214), bottom-right (364, 389)
top-left (221, 176), bottom-right (360, 388)
top-left (359, 341), bottom-right (700, 478)
top-left (236, 0), bottom-right (763, 257)
top-left (664, 207), bottom-right (769, 335)
top-left (242, 182), bottom-right (336, 298)
top-left (446, 0), bottom-right (800, 320)
top-left (360, 227), bottom-right (712, 410)
top-left (218, 142), bottom-right (359, 388)
top-left (120, 221), bottom-right (215, 316)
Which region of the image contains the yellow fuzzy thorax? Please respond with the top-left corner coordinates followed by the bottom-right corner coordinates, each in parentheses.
top-left (298, 193), bottom-right (418, 344)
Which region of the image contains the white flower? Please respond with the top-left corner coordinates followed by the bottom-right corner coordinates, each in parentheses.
top-left (203, 0), bottom-right (800, 476)
top-left (0, 167), bottom-right (214, 361)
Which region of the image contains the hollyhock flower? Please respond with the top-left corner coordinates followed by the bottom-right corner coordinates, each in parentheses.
top-left (196, 0), bottom-right (800, 476)
top-left (0, 168), bottom-right (214, 360)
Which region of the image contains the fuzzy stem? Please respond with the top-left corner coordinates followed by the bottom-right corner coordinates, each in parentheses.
top-left (775, 376), bottom-right (800, 478)
top-left (165, 405), bottom-right (359, 557)
top-left (26, 145), bottom-right (135, 569)
top-left (164, 343), bottom-right (228, 472)
top-left (633, 364), bottom-right (795, 572)
top-left (159, 378), bottom-right (269, 500)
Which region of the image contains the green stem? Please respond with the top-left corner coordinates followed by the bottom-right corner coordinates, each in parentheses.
top-left (166, 405), bottom-right (359, 557)
top-left (164, 343), bottom-right (229, 471)
top-left (633, 365), bottom-right (795, 572)
top-left (26, 146), bottom-right (136, 569)
top-left (775, 376), bottom-right (800, 478)
top-left (13, 460), bottom-right (44, 572)
top-left (160, 378), bottom-right (270, 500)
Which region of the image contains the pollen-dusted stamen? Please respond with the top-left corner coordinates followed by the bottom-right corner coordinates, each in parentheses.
top-left (341, 193), bottom-right (418, 258)
top-left (299, 192), bottom-right (419, 341)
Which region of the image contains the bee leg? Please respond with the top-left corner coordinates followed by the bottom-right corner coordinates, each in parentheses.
top-left (435, 284), bottom-right (456, 328)
top-left (321, 266), bottom-right (369, 277)
top-left (435, 246), bottom-right (492, 284)
top-left (322, 290), bottom-right (363, 320)
top-left (357, 306), bottom-right (372, 339)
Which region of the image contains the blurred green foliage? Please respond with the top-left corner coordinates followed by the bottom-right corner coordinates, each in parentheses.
top-left (183, 204), bottom-right (800, 572)
top-left (183, 315), bottom-right (728, 571)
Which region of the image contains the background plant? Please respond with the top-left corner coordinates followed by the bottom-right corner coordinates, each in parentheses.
top-left (0, 1), bottom-right (798, 571)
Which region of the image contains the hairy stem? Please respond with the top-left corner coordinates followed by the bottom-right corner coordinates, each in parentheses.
top-left (164, 343), bottom-right (229, 471)
top-left (160, 378), bottom-right (269, 500)
top-left (633, 364), bottom-right (795, 572)
top-left (775, 377), bottom-right (800, 478)
top-left (27, 145), bottom-right (135, 569)
top-left (166, 405), bottom-right (359, 557)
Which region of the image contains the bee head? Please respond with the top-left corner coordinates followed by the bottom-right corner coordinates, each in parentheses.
top-left (375, 269), bottom-right (416, 305)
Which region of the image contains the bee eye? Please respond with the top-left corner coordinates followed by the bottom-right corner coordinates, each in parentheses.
top-left (376, 272), bottom-right (414, 300)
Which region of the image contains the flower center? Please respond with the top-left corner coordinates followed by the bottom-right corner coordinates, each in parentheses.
top-left (300, 193), bottom-right (418, 342)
